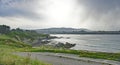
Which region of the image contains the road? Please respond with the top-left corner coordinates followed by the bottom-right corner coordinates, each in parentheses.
top-left (15, 52), bottom-right (119, 65)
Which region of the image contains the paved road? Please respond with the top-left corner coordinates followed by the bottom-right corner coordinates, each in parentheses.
top-left (15, 52), bottom-right (119, 65)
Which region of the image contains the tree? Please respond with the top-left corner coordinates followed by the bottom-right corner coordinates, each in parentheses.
top-left (0, 25), bottom-right (10, 34)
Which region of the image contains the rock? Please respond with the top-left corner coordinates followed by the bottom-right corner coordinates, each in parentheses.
top-left (64, 42), bottom-right (76, 48)
top-left (55, 42), bottom-right (76, 48)
top-left (55, 42), bottom-right (65, 48)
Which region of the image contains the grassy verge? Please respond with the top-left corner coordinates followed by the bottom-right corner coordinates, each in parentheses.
top-left (0, 27), bottom-right (52, 65)
top-left (0, 35), bottom-right (52, 65)
top-left (0, 45), bottom-right (51, 65)
top-left (19, 45), bottom-right (120, 61)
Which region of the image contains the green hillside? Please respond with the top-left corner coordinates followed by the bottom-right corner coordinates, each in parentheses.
top-left (0, 25), bottom-right (49, 49)
top-left (0, 35), bottom-right (31, 48)
top-left (0, 25), bottom-right (51, 65)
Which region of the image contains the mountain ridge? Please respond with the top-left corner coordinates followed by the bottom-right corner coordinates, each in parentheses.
top-left (36, 27), bottom-right (91, 34)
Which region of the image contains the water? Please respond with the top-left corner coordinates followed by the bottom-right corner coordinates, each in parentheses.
top-left (50, 34), bottom-right (120, 53)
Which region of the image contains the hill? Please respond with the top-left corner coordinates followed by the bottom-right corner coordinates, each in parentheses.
top-left (36, 27), bottom-right (120, 34)
top-left (0, 35), bottom-right (31, 48)
top-left (36, 27), bottom-right (90, 34)
top-left (0, 25), bottom-right (50, 46)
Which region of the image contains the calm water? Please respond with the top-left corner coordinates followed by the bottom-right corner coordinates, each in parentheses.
top-left (50, 34), bottom-right (120, 53)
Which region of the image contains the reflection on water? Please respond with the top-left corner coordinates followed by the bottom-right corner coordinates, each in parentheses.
top-left (50, 34), bottom-right (120, 53)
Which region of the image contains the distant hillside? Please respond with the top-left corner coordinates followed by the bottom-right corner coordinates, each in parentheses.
top-left (36, 28), bottom-right (91, 34)
top-left (36, 27), bottom-right (120, 34)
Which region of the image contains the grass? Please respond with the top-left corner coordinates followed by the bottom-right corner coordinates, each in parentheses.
top-left (20, 45), bottom-right (120, 61)
top-left (0, 28), bottom-right (51, 65)
top-left (0, 35), bottom-right (52, 65)
top-left (0, 45), bottom-right (52, 65)
top-left (0, 34), bottom-right (120, 65)
top-left (0, 35), bottom-right (31, 48)
top-left (6, 30), bottom-right (49, 41)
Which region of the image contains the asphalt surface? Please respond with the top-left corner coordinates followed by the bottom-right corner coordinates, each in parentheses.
top-left (15, 52), bottom-right (119, 65)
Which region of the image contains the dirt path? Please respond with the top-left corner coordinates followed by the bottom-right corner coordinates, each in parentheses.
top-left (15, 52), bottom-right (120, 65)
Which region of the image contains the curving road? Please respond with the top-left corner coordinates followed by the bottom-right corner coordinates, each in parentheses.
top-left (15, 52), bottom-right (119, 65)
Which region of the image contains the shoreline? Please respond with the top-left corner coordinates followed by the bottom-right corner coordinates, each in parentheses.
top-left (19, 45), bottom-right (120, 62)
top-left (70, 48), bottom-right (120, 53)
top-left (50, 34), bottom-right (120, 53)
top-left (49, 39), bottom-right (120, 53)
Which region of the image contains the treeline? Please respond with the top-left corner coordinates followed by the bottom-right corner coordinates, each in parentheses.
top-left (0, 25), bottom-right (10, 34)
top-left (0, 25), bottom-right (36, 34)
top-left (0, 25), bottom-right (49, 40)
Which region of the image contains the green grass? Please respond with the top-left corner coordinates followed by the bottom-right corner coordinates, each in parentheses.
top-left (0, 35), bottom-right (31, 48)
top-left (0, 46), bottom-right (51, 65)
top-left (21, 45), bottom-right (120, 61)
top-left (6, 31), bottom-right (49, 41)
top-left (0, 35), bottom-right (52, 65)
top-left (0, 34), bottom-right (120, 65)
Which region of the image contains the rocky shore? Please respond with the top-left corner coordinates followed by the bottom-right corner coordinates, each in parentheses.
top-left (23, 36), bottom-right (76, 49)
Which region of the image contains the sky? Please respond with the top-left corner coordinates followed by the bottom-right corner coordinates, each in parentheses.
top-left (0, 0), bottom-right (120, 31)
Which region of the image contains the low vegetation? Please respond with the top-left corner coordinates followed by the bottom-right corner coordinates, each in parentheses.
top-left (0, 37), bottom-right (50, 65)
top-left (0, 25), bottom-right (120, 65)
top-left (0, 35), bottom-right (31, 48)
top-left (0, 25), bottom-right (52, 65)
top-left (6, 28), bottom-right (49, 41)
top-left (0, 25), bottom-right (49, 42)
top-left (20, 45), bottom-right (120, 61)
top-left (0, 45), bottom-right (51, 65)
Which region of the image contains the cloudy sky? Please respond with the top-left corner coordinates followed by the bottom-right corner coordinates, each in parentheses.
top-left (0, 0), bottom-right (120, 31)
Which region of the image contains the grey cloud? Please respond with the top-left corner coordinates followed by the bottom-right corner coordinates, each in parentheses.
top-left (1, 0), bottom-right (120, 30)
top-left (77, 0), bottom-right (120, 30)
top-left (0, 0), bottom-right (43, 19)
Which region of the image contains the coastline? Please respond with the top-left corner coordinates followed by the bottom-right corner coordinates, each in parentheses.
top-left (50, 34), bottom-right (120, 53)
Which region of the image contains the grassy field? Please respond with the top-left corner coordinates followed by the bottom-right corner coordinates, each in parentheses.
top-left (19, 45), bottom-right (120, 61)
top-left (0, 34), bottom-right (120, 65)
top-left (6, 30), bottom-right (49, 41)
top-left (0, 26), bottom-right (52, 65)
top-left (0, 35), bottom-right (31, 48)
top-left (0, 45), bottom-right (51, 65)
top-left (0, 35), bottom-right (51, 65)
